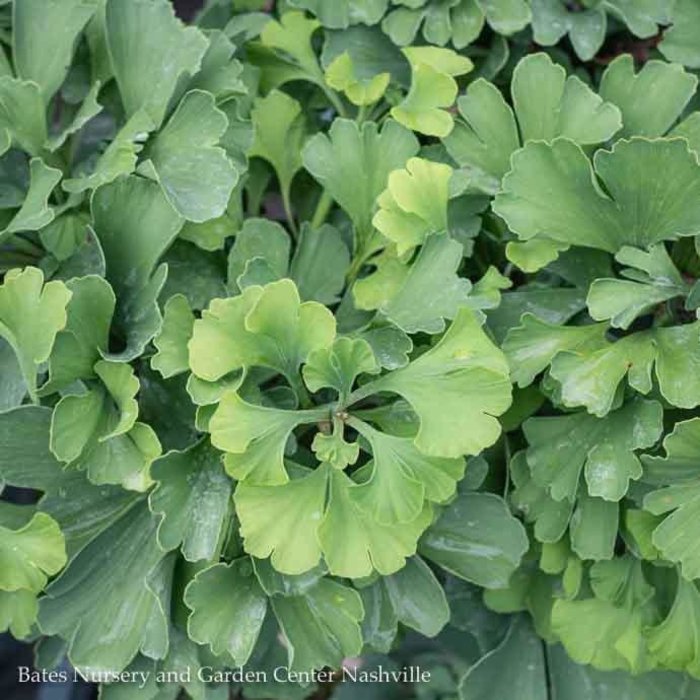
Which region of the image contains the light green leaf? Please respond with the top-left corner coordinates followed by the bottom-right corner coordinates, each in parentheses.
top-left (494, 138), bottom-right (700, 254)
top-left (523, 398), bottom-right (663, 502)
top-left (391, 46), bottom-right (472, 137)
top-left (184, 558), bottom-right (267, 665)
top-left (599, 55), bottom-right (697, 138)
top-left (260, 10), bottom-right (324, 84)
top-left (0, 589), bottom-right (38, 639)
top-left (363, 307), bottom-right (511, 458)
top-left (140, 90), bottom-right (238, 222)
top-left (570, 492), bottom-right (619, 560)
top-left (0, 337), bottom-right (25, 410)
top-left (13, 0), bottom-right (99, 103)
top-left (303, 118), bottom-right (419, 244)
top-left (477, 0), bottom-right (531, 34)
top-left (236, 464), bottom-right (431, 577)
top-left (0, 267), bottom-right (71, 400)
top-left (303, 337), bottom-right (378, 399)
top-left (325, 51), bottom-right (390, 106)
top-left (38, 500), bottom-right (172, 674)
top-left (211, 393), bottom-right (323, 484)
top-left (235, 465), bottom-right (328, 574)
top-left (0, 504), bottom-right (66, 593)
top-left (105, 0), bottom-right (208, 127)
top-left (311, 429), bottom-right (359, 470)
top-left (349, 416), bottom-right (465, 523)
top-left (151, 295), bottom-right (195, 379)
top-left (271, 578), bottom-right (363, 673)
top-left (373, 157), bottom-right (452, 254)
top-left (189, 279), bottom-right (336, 382)
top-left (149, 440), bottom-right (231, 561)
top-left (420, 492), bottom-right (528, 588)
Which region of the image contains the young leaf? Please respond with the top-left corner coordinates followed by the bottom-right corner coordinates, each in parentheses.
top-left (151, 295), bottom-right (195, 379)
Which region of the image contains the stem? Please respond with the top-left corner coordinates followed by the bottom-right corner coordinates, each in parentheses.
top-left (310, 189), bottom-right (333, 230)
top-left (321, 85), bottom-right (348, 118)
top-left (281, 185), bottom-right (298, 238)
top-left (356, 104), bottom-right (368, 124)
top-left (346, 377), bottom-right (385, 408)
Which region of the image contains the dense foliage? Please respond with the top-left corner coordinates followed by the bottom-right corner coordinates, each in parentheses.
top-left (4, 0), bottom-right (700, 698)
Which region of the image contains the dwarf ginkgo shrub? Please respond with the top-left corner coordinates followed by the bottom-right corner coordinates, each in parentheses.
top-left (4, 0), bottom-right (700, 699)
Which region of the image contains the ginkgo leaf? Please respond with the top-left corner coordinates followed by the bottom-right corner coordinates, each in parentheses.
top-left (325, 52), bottom-right (390, 106)
top-left (660, 0), bottom-right (700, 69)
top-left (302, 118), bottom-right (419, 246)
top-left (184, 558), bottom-right (267, 666)
top-left (151, 295), bottom-right (195, 379)
top-left (391, 46), bottom-right (472, 137)
top-left (419, 492), bottom-right (529, 589)
top-left (91, 175), bottom-right (184, 360)
top-left (0, 158), bottom-right (62, 242)
top-left (259, 10), bottom-right (324, 85)
top-left (149, 439), bottom-right (231, 561)
top-left (235, 463), bottom-right (432, 577)
top-left (0, 78), bottom-right (47, 156)
top-left (0, 590), bottom-right (38, 639)
top-left (50, 361), bottom-right (161, 489)
top-left (139, 90), bottom-right (239, 222)
top-left (226, 218), bottom-right (289, 294)
top-left (599, 55), bottom-right (697, 139)
top-left (63, 110), bottom-right (155, 193)
top-left (353, 307), bottom-right (511, 458)
top-left (354, 234), bottom-right (472, 334)
top-left (42, 275), bottom-right (115, 394)
top-left (531, 0), bottom-right (606, 61)
top-left (445, 53), bottom-right (621, 185)
top-left (646, 576), bottom-right (700, 676)
top-left (604, 0), bottom-right (671, 39)
top-left (210, 392), bottom-right (326, 485)
top-left (303, 337), bottom-right (378, 400)
top-left (271, 578), bottom-right (363, 673)
top-left (523, 398), bottom-right (663, 502)
top-left (248, 89), bottom-right (305, 224)
top-left (38, 500), bottom-right (173, 674)
top-left (349, 416), bottom-right (465, 523)
top-left (0, 504), bottom-right (66, 593)
top-left (550, 322), bottom-right (700, 416)
top-left (105, 0), bottom-right (208, 127)
top-left (189, 279), bottom-right (336, 383)
top-left (0, 267), bottom-right (72, 401)
top-left (291, 0), bottom-right (389, 28)
top-left (13, 0), bottom-right (99, 103)
top-left (373, 157), bottom-right (452, 254)
top-left (494, 137), bottom-right (700, 254)
top-left (587, 245), bottom-right (689, 329)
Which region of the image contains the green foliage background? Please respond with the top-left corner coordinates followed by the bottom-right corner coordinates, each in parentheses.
top-left (3, 0), bottom-right (700, 698)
